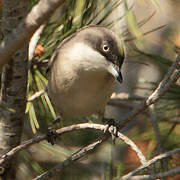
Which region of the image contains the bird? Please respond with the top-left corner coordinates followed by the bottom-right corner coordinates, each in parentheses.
top-left (48, 25), bottom-right (125, 128)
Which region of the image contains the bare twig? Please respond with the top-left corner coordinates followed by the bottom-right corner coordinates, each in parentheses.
top-left (27, 87), bottom-right (47, 102)
top-left (119, 54), bottom-right (180, 128)
top-left (115, 128), bottom-right (147, 165)
top-left (33, 135), bottom-right (108, 180)
top-left (0, 123), bottom-right (146, 169)
top-left (161, 123), bottom-right (178, 147)
top-left (0, 123), bottom-right (102, 165)
top-left (117, 166), bottom-right (180, 180)
top-left (121, 148), bottom-right (180, 180)
top-left (33, 125), bottom-right (146, 180)
top-left (0, 0), bottom-right (65, 69)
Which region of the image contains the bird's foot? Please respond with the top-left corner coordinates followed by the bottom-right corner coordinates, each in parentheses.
top-left (104, 119), bottom-right (119, 144)
top-left (47, 116), bottom-right (61, 145)
top-left (47, 126), bottom-right (57, 145)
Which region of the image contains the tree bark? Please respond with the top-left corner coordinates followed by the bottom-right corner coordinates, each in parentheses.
top-left (0, 0), bottom-right (65, 69)
top-left (0, 0), bottom-right (28, 179)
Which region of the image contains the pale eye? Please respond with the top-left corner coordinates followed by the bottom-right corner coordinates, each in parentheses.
top-left (103, 44), bottom-right (110, 52)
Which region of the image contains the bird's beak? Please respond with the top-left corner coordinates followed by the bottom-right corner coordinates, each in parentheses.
top-left (117, 70), bottom-right (123, 83)
top-left (108, 63), bottom-right (123, 84)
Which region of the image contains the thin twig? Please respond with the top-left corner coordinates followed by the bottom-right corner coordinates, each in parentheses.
top-left (27, 87), bottom-right (47, 102)
top-left (121, 148), bottom-right (180, 180)
top-left (115, 128), bottom-right (147, 165)
top-left (117, 167), bottom-right (180, 180)
top-left (0, 123), bottom-right (146, 169)
top-left (161, 122), bottom-right (178, 147)
top-left (33, 125), bottom-right (146, 180)
top-left (119, 54), bottom-right (180, 128)
top-left (33, 135), bottom-right (109, 180)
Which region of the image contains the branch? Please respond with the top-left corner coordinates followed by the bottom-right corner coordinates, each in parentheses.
top-left (27, 87), bottom-right (47, 102)
top-left (2, 55), bottom-right (179, 175)
top-left (117, 167), bottom-right (180, 180)
top-left (121, 147), bottom-right (180, 180)
top-left (0, 0), bottom-right (65, 69)
top-left (119, 54), bottom-right (180, 128)
top-left (112, 127), bottom-right (147, 165)
top-left (33, 125), bottom-right (146, 180)
top-left (33, 135), bottom-right (108, 180)
top-left (0, 123), bottom-right (146, 169)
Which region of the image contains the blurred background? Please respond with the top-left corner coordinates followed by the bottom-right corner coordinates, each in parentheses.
top-left (16, 0), bottom-right (180, 179)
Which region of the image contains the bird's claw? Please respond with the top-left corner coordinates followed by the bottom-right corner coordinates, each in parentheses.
top-left (104, 119), bottom-right (119, 144)
top-left (47, 126), bottom-right (57, 145)
top-left (47, 116), bottom-right (61, 145)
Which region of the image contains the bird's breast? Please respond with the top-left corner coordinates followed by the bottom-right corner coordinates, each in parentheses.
top-left (49, 66), bottom-right (116, 118)
top-left (71, 70), bottom-right (115, 116)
